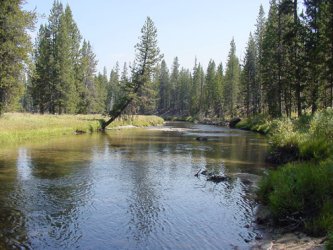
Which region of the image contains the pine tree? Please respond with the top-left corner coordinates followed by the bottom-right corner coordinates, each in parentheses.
top-left (170, 57), bottom-right (180, 113)
top-left (94, 69), bottom-right (108, 113)
top-left (0, 0), bottom-right (35, 114)
top-left (103, 17), bottom-right (162, 129)
top-left (77, 40), bottom-right (97, 113)
top-left (255, 5), bottom-right (266, 114)
top-left (261, 0), bottom-right (282, 117)
top-left (107, 63), bottom-right (120, 112)
top-left (319, 0), bottom-right (333, 107)
top-left (158, 60), bottom-right (170, 112)
top-left (47, 0), bottom-right (63, 113)
top-left (214, 63), bottom-right (224, 117)
top-left (303, 0), bottom-right (325, 113)
top-left (242, 33), bottom-right (257, 117)
top-left (31, 25), bottom-right (53, 113)
top-left (178, 68), bottom-right (192, 115)
top-left (224, 38), bottom-right (240, 118)
top-left (205, 60), bottom-right (217, 116)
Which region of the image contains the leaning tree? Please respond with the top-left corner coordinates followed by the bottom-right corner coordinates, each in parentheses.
top-left (102, 17), bottom-right (162, 129)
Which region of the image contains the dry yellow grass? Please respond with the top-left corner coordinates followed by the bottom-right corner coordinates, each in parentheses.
top-left (0, 113), bottom-right (164, 145)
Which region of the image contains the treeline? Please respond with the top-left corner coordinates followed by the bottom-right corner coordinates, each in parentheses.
top-left (1, 0), bottom-right (333, 119)
top-left (154, 0), bottom-right (333, 119)
top-left (109, 0), bottom-right (333, 119)
top-left (27, 1), bottom-right (107, 114)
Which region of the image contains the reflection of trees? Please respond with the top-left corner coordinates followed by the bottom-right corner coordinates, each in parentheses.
top-left (9, 141), bottom-right (96, 248)
top-left (121, 139), bottom-right (163, 242)
top-left (0, 155), bottom-right (29, 249)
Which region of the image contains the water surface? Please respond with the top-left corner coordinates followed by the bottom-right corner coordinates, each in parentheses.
top-left (0, 122), bottom-right (269, 249)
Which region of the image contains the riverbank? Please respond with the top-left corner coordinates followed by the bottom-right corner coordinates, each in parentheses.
top-left (0, 113), bottom-right (164, 145)
top-left (234, 108), bottom-right (333, 248)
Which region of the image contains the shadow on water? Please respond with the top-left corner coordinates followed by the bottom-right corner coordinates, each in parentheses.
top-left (0, 122), bottom-right (270, 249)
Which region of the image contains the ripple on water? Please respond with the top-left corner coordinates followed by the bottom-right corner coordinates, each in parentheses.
top-left (0, 122), bottom-right (269, 249)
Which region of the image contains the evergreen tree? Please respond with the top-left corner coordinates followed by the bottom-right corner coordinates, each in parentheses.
top-left (77, 40), bottom-right (98, 113)
top-left (214, 63), bottom-right (224, 117)
top-left (303, 0), bottom-right (325, 113)
top-left (255, 5), bottom-right (266, 114)
top-left (158, 60), bottom-right (170, 112)
top-left (31, 25), bottom-right (53, 113)
top-left (319, 0), bottom-right (333, 107)
top-left (178, 68), bottom-right (192, 115)
top-left (93, 69), bottom-right (108, 113)
top-left (107, 63), bottom-right (120, 112)
top-left (261, 0), bottom-right (282, 117)
top-left (170, 57), bottom-right (180, 112)
top-left (224, 38), bottom-right (240, 117)
top-left (103, 16), bottom-right (162, 128)
top-left (48, 0), bottom-right (63, 113)
top-left (0, 0), bottom-right (35, 114)
top-left (190, 58), bottom-right (200, 115)
top-left (205, 60), bottom-right (217, 116)
top-left (242, 33), bottom-right (257, 117)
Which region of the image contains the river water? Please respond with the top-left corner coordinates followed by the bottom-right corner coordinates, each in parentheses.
top-left (0, 122), bottom-right (270, 249)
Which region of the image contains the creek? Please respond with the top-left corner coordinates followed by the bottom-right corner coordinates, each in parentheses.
top-left (0, 122), bottom-right (270, 249)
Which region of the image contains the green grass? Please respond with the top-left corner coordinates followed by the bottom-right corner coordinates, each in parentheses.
top-left (258, 160), bottom-right (333, 236)
top-left (0, 113), bottom-right (164, 145)
top-left (256, 108), bottom-right (333, 239)
top-left (235, 114), bottom-right (275, 134)
top-left (237, 109), bottom-right (333, 163)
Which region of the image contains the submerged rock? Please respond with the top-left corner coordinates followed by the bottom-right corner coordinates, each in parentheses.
top-left (207, 175), bottom-right (230, 183)
top-left (196, 137), bottom-right (208, 141)
top-left (229, 117), bottom-right (241, 128)
top-left (74, 129), bottom-right (86, 135)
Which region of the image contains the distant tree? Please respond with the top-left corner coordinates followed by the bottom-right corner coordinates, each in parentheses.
top-left (77, 40), bottom-right (98, 113)
top-left (319, 0), bottom-right (333, 108)
top-left (223, 38), bottom-right (240, 118)
top-left (107, 63), bottom-right (120, 112)
top-left (31, 25), bottom-right (53, 113)
top-left (303, 0), bottom-right (324, 114)
top-left (205, 60), bottom-right (217, 116)
top-left (214, 63), bottom-right (224, 117)
top-left (255, 5), bottom-right (266, 114)
top-left (261, 0), bottom-right (282, 117)
top-left (0, 0), bottom-right (35, 114)
top-left (178, 68), bottom-right (192, 115)
top-left (158, 60), bottom-right (170, 113)
top-left (242, 33), bottom-right (257, 117)
top-left (102, 17), bottom-right (162, 129)
top-left (94, 70), bottom-right (108, 113)
top-left (47, 0), bottom-right (64, 114)
top-left (170, 57), bottom-right (180, 112)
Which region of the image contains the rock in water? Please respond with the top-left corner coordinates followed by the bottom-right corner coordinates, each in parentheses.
top-left (229, 117), bottom-right (241, 128)
top-left (196, 137), bottom-right (208, 141)
top-left (207, 175), bottom-right (230, 183)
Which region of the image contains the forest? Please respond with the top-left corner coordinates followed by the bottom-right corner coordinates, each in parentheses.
top-left (0, 0), bottom-right (332, 120)
top-left (1, 0), bottom-right (333, 248)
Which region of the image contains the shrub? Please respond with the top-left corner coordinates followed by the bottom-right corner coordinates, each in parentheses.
top-left (258, 160), bottom-right (333, 235)
top-left (326, 232), bottom-right (333, 250)
top-left (309, 108), bottom-right (333, 140)
top-left (235, 114), bottom-right (272, 134)
top-left (299, 137), bottom-right (333, 162)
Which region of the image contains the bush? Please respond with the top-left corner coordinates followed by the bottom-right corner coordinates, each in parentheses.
top-left (258, 160), bottom-right (333, 235)
top-left (235, 114), bottom-right (273, 134)
top-left (299, 137), bottom-right (333, 162)
top-left (326, 232), bottom-right (333, 250)
top-left (305, 201), bottom-right (333, 236)
top-left (309, 108), bottom-right (333, 140)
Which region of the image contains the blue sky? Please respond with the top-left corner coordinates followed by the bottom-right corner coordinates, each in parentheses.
top-left (24, 0), bottom-right (270, 73)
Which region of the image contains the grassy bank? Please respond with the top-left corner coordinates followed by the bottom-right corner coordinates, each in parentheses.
top-left (237, 108), bottom-right (333, 245)
top-left (0, 113), bottom-right (164, 145)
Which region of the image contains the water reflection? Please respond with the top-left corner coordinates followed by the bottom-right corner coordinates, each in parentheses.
top-left (0, 122), bottom-right (270, 249)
